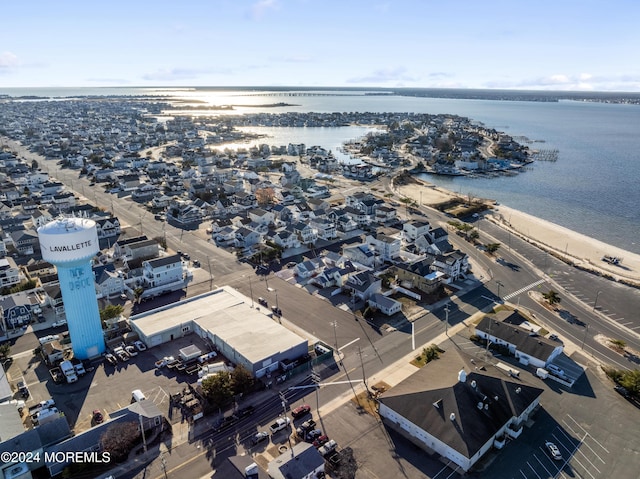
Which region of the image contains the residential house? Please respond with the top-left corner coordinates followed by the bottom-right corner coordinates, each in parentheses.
top-left (403, 221), bottom-right (432, 243)
top-left (215, 226), bottom-right (237, 246)
top-left (124, 239), bottom-right (160, 262)
top-left (9, 229), bottom-right (39, 256)
top-left (113, 235), bottom-right (148, 258)
top-left (475, 311), bottom-right (564, 368)
top-left (375, 205), bottom-right (398, 224)
top-left (31, 209), bottom-right (54, 229)
top-left (392, 258), bottom-right (444, 296)
top-left (234, 227), bottom-right (262, 248)
top-left (94, 263), bottom-right (125, 299)
top-left (428, 251), bottom-right (469, 282)
top-left (292, 222), bottom-right (317, 245)
top-left (95, 217), bottom-right (121, 240)
top-left (345, 271), bottom-right (381, 301)
top-left (0, 291), bottom-right (34, 329)
top-left (342, 244), bottom-right (377, 268)
top-left (368, 293), bottom-right (403, 316)
top-left (24, 260), bottom-right (56, 281)
top-left (248, 208), bottom-right (274, 226)
top-left (142, 254), bottom-right (183, 289)
top-left (0, 257), bottom-right (20, 289)
top-left (45, 401), bottom-right (165, 477)
top-left (379, 349), bottom-right (544, 473)
top-left (366, 233), bottom-right (401, 261)
top-left (310, 217), bottom-right (337, 240)
top-left (294, 259), bottom-right (324, 279)
top-left (343, 206), bottom-right (369, 226)
top-left (272, 230), bottom-right (301, 250)
top-left (42, 284), bottom-right (64, 316)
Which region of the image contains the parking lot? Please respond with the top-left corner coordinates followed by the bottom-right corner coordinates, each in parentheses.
top-left (511, 415), bottom-right (609, 479)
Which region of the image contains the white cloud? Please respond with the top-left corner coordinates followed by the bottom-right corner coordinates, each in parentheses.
top-left (346, 67), bottom-right (417, 84)
top-left (249, 0), bottom-right (280, 20)
top-left (142, 67), bottom-right (230, 82)
top-left (0, 52), bottom-right (19, 69)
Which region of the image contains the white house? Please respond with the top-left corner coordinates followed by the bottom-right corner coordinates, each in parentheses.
top-left (403, 221), bottom-right (431, 243)
top-left (142, 254), bottom-right (184, 289)
top-left (379, 349), bottom-right (544, 473)
top-left (475, 311), bottom-right (564, 368)
top-left (368, 293), bottom-right (402, 316)
top-left (366, 233), bottom-right (401, 261)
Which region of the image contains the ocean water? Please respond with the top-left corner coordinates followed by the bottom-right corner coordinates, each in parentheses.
top-left (2, 87), bottom-right (639, 254)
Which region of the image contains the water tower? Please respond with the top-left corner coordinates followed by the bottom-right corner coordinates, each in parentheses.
top-left (38, 218), bottom-right (105, 359)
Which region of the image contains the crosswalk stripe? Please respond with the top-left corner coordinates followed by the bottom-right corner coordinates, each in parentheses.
top-left (503, 279), bottom-right (546, 300)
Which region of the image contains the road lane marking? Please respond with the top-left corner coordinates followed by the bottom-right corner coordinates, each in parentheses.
top-left (503, 279), bottom-right (546, 300)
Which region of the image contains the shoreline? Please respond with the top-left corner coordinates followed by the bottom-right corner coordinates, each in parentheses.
top-left (395, 178), bottom-right (640, 285)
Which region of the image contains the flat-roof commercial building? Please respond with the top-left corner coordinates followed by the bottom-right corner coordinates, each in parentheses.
top-left (129, 287), bottom-right (308, 378)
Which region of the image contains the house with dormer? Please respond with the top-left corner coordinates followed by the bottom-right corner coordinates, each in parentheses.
top-left (392, 258), bottom-right (444, 296)
top-left (235, 227), bottom-right (262, 248)
top-left (272, 230), bottom-right (301, 250)
top-left (310, 217), bottom-right (337, 240)
top-left (95, 217), bottom-right (121, 240)
top-left (343, 244), bottom-right (377, 268)
top-left (0, 291), bottom-right (34, 329)
top-left (344, 271), bottom-right (381, 301)
top-left (427, 251), bottom-right (470, 282)
top-left (294, 259), bottom-right (324, 279)
top-left (94, 263), bottom-right (125, 299)
top-left (9, 229), bottom-right (39, 256)
top-left (292, 222), bottom-right (317, 245)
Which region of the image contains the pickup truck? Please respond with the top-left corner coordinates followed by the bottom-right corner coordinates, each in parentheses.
top-left (269, 417), bottom-right (291, 434)
top-left (318, 439), bottom-right (338, 457)
top-left (29, 399), bottom-right (56, 417)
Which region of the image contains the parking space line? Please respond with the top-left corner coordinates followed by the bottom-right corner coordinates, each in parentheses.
top-left (520, 469), bottom-right (528, 478)
top-left (565, 415), bottom-right (610, 455)
top-left (520, 462), bottom-right (542, 479)
top-left (533, 453), bottom-right (555, 478)
top-left (552, 432), bottom-right (601, 477)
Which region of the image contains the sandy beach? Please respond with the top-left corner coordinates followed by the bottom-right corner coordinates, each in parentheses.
top-left (395, 178), bottom-right (640, 285)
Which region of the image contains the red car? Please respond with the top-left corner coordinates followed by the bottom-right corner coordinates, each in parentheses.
top-left (313, 435), bottom-right (329, 448)
top-left (291, 404), bottom-right (311, 419)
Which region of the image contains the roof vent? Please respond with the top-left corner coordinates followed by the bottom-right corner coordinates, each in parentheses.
top-left (477, 402), bottom-right (483, 410)
top-left (458, 369), bottom-right (467, 383)
top-left (433, 399), bottom-right (442, 409)
top-left (470, 380), bottom-right (477, 388)
top-left (516, 387), bottom-right (522, 394)
top-left (450, 413), bottom-right (456, 421)
top-left (494, 395), bottom-right (499, 401)
top-left (484, 403), bottom-right (489, 410)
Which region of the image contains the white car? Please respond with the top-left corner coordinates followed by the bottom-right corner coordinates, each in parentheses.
top-left (38, 335), bottom-right (60, 345)
top-left (134, 340), bottom-right (147, 352)
top-left (124, 345), bottom-right (138, 356)
top-left (545, 441), bottom-right (563, 461)
top-left (52, 319), bottom-right (67, 328)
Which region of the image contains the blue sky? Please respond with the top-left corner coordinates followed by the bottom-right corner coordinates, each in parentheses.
top-left (1, 0), bottom-right (639, 91)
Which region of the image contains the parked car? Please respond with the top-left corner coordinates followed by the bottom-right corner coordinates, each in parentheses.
top-left (192, 259), bottom-right (201, 267)
top-left (39, 335), bottom-right (59, 345)
top-left (17, 381), bottom-right (29, 398)
top-left (313, 435), bottom-right (329, 448)
top-left (52, 319), bottom-right (67, 328)
top-left (549, 334), bottom-right (559, 341)
top-left (134, 340), bottom-right (147, 352)
top-left (292, 404), bottom-right (311, 419)
top-left (105, 353), bottom-right (117, 365)
top-left (124, 345), bottom-right (138, 357)
top-left (237, 405), bottom-right (255, 418)
top-left (614, 385), bottom-right (630, 398)
top-left (545, 441), bottom-right (562, 461)
top-left (120, 293), bottom-right (128, 301)
top-left (306, 429), bottom-right (323, 441)
top-left (251, 431), bottom-right (269, 445)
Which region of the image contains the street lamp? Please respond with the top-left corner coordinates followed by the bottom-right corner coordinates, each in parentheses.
top-left (593, 290), bottom-right (602, 312)
top-left (495, 280), bottom-right (504, 300)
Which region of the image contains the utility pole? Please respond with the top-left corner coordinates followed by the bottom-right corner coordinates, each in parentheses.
top-left (444, 303), bottom-right (450, 336)
top-left (279, 391), bottom-right (294, 458)
top-left (357, 346), bottom-right (368, 392)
